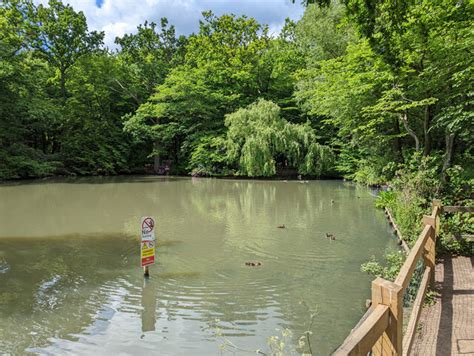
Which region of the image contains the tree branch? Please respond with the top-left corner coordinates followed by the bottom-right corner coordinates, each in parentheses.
top-left (399, 111), bottom-right (420, 151)
top-left (112, 78), bottom-right (141, 105)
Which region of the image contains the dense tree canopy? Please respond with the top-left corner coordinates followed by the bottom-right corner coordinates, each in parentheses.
top-left (123, 12), bottom-right (308, 174)
top-left (0, 0), bottom-right (472, 186)
top-left (225, 99), bottom-right (332, 176)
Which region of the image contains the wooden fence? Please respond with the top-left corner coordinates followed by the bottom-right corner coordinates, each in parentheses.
top-left (334, 200), bottom-right (442, 356)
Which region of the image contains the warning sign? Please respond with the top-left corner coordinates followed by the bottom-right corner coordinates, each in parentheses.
top-left (140, 217), bottom-right (156, 267)
top-left (141, 242), bottom-right (155, 267)
top-left (141, 217), bottom-right (155, 241)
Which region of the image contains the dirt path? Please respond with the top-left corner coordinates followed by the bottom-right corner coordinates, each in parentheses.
top-left (411, 255), bottom-right (474, 355)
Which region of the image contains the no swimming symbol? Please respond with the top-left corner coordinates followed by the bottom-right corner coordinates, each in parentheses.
top-left (142, 217), bottom-right (154, 234)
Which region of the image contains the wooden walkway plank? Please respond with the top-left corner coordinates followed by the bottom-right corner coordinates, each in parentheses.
top-left (411, 256), bottom-right (474, 355)
top-left (402, 266), bottom-right (431, 356)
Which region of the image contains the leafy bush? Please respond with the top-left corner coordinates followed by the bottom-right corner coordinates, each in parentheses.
top-left (0, 144), bottom-right (59, 179)
top-left (187, 136), bottom-right (229, 176)
top-left (438, 212), bottom-right (474, 256)
top-left (375, 190), bottom-right (396, 209)
top-left (374, 155), bottom-right (442, 246)
top-left (361, 251), bottom-right (405, 281)
top-left (352, 158), bottom-right (393, 186)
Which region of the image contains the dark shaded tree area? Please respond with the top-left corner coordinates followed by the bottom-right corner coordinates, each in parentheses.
top-left (1, 0), bottom-right (472, 187)
top-left (0, 0), bottom-right (185, 178)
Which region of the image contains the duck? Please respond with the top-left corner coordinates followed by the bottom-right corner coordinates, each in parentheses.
top-left (326, 233), bottom-right (336, 240)
top-left (331, 199), bottom-right (335, 204)
top-left (245, 261), bottom-right (262, 267)
top-left (277, 224), bottom-right (286, 229)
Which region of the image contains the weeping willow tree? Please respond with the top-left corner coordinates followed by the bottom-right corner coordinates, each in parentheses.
top-left (225, 99), bottom-right (332, 176)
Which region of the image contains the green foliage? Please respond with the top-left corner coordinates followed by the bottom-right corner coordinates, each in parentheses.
top-left (361, 250), bottom-right (427, 307)
top-left (296, 1), bottom-right (354, 64)
top-left (374, 160), bottom-right (472, 255)
top-left (0, 144), bottom-right (58, 178)
top-left (424, 290), bottom-right (441, 307)
top-left (0, 1), bottom-right (59, 179)
top-left (441, 166), bottom-right (474, 206)
top-left (123, 12), bottom-right (308, 173)
top-left (267, 328), bottom-right (297, 355)
top-left (225, 99), bottom-right (332, 177)
top-left (375, 190), bottom-right (396, 209)
top-left (295, 39), bottom-right (399, 180)
top-left (375, 155), bottom-right (441, 246)
top-left (352, 160), bottom-right (388, 186)
top-left (0, 0), bottom-right (143, 178)
top-left (438, 212), bottom-right (474, 256)
top-left (187, 136), bottom-right (228, 177)
top-left (296, 0), bottom-right (473, 186)
top-left (437, 166), bottom-right (474, 255)
top-left (30, 0), bottom-right (104, 100)
top-left (361, 251), bottom-right (405, 281)
top-left (115, 18), bottom-right (186, 105)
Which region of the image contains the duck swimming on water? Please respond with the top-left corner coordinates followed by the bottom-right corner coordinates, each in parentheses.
top-left (245, 261), bottom-right (262, 267)
top-left (277, 224), bottom-right (286, 229)
top-left (326, 233), bottom-right (336, 240)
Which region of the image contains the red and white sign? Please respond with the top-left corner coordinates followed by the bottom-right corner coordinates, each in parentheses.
top-left (141, 216), bottom-right (156, 267)
top-left (141, 241), bottom-right (155, 267)
top-left (141, 217), bottom-right (155, 241)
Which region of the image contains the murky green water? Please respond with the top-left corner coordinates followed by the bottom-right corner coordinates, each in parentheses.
top-left (0, 177), bottom-right (397, 355)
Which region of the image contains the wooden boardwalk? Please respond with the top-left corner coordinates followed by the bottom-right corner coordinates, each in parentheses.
top-left (411, 255), bottom-right (474, 355)
top-left (334, 202), bottom-right (473, 355)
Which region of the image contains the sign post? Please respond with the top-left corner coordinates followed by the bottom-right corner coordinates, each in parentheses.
top-left (141, 216), bottom-right (156, 277)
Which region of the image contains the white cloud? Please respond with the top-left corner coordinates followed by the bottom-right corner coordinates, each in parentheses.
top-left (33, 0), bottom-right (305, 49)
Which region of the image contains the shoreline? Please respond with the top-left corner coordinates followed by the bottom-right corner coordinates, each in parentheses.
top-left (0, 172), bottom-right (348, 185)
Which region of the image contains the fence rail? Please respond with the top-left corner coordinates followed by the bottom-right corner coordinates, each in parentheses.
top-left (441, 206), bottom-right (474, 213)
top-left (334, 200), bottom-right (442, 355)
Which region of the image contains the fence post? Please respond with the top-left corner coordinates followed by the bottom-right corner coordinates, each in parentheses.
top-left (422, 201), bottom-right (440, 286)
top-left (432, 199), bottom-right (441, 236)
top-left (371, 277), bottom-right (404, 355)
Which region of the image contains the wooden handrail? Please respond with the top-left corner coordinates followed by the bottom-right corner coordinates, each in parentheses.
top-left (394, 225), bottom-right (432, 290)
top-left (334, 305), bottom-right (390, 355)
top-left (335, 200), bottom-right (443, 355)
top-left (442, 206), bottom-right (474, 213)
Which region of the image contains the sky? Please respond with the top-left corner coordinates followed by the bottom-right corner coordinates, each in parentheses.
top-left (34, 0), bottom-right (306, 49)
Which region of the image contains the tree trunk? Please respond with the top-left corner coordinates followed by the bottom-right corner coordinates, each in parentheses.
top-left (153, 118), bottom-right (160, 174)
top-left (153, 143), bottom-right (161, 174)
top-left (442, 133), bottom-right (455, 177)
top-left (60, 67), bottom-right (67, 102)
top-left (52, 138), bottom-right (60, 154)
top-left (423, 105), bottom-right (432, 156)
top-left (400, 112), bottom-right (420, 152)
top-left (393, 118), bottom-right (404, 163)
top-left (42, 132), bottom-right (48, 154)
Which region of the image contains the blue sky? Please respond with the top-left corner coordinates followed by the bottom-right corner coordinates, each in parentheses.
top-left (35, 0), bottom-right (305, 48)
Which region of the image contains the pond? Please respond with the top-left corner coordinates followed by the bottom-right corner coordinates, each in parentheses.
top-left (0, 177), bottom-right (397, 355)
